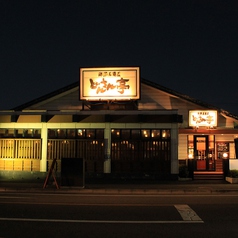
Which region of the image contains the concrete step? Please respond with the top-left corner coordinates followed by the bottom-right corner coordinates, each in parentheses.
top-left (194, 172), bottom-right (224, 180)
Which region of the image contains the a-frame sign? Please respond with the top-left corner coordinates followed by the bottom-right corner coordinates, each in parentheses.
top-left (43, 158), bottom-right (60, 189)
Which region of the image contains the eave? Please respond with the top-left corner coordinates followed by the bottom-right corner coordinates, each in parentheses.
top-left (179, 128), bottom-right (238, 135)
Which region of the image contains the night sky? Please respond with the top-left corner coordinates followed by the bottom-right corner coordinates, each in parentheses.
top-left (1, 0), bottom-right (238, 114)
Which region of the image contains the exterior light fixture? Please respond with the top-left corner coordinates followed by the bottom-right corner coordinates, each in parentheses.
top-left (188, 153), bottom-right (193, 159)
top-left (223, 152), bottom-right (228, 158)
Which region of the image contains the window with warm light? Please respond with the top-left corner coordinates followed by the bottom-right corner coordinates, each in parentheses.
top-left (141, 129), bottom-right (150, 139)
top-left (0, 128), bottom-right (41, 138)
top-left (48, 129), bottom-right (104, 139)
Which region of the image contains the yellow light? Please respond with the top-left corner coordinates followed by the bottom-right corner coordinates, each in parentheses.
top-left (223, 152), bottom-right (228, 158)
top-left (80, 67), bottom-right (140, 100)
top-left (188, 154), bottom-right (193, 159)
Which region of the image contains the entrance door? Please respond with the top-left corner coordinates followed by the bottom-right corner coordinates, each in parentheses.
top-left (194, 135), bottom-right (214, 171)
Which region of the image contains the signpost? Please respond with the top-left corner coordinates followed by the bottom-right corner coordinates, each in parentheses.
top-left (43, 158), bottom-right (60, 189)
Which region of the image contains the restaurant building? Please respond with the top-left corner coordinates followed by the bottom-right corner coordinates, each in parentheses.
top-left (0, 67), bottom-right (238, 182)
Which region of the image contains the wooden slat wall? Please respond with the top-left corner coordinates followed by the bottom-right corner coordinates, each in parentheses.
top-left (47, 139), bottom-right (105, 173)
top-left (15, 139), bottom-right (41, 159)
top-left (0, 139), bottom-right (41, 171)
top-left (111, 140), bottom-right (171, 161)
top-left (0, 139), bottom-right (41, 159)
top-left (110, 139), bottom-right (171, 174)
top-left (47, 139), bottom-right (76, 160)
top-left (0, 139), bottom-right (14, 158)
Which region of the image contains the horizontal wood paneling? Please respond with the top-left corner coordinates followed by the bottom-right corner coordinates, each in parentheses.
top-left (178, 135), bottom-right (188, 160)
top-left (0, 159), bottom-right (40, 171)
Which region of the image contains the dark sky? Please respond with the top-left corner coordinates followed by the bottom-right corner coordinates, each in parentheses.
top-left (1, 0), bottom-right (238, 114)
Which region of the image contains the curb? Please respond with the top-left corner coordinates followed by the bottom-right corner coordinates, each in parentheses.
top-left (1, 187), bottom-right (238, 195)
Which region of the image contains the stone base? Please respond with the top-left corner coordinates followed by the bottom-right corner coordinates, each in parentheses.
top-left (226, 177), bottom-right (238, 184)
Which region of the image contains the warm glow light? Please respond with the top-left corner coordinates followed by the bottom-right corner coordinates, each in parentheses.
top-left (80, 67), bottom-right (140, 100)
top-left (223, 152), bottom-right (228, 158)
top-left (189, 110), bottom-right (217, 127)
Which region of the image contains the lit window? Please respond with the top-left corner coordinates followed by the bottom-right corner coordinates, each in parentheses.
top-left (111, 129), bottom-right (120, 139)
top-left (141, 129), bottom-right (150, 138)
top-left (77, 129), bottom-right (85, 137)
top-left (151, 130), bottom-right (160, 138)
top-left (86, 129), bottom-right (95, 138)
top-left (162, 130), bottom-right (170, 139)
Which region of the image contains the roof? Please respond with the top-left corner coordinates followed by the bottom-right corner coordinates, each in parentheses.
top-left (142, 78), bottom-right (238, 120)
top-left (12, 81), bottom-right (79, 111)
top-left (11, 78), bottom-right (238, 120)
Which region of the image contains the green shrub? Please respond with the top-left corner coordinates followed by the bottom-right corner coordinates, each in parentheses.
top-left (228, 170), bottom-right (238, 178)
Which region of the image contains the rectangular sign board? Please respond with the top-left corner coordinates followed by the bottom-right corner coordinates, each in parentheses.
top-left (80, 67), bottom-right (140, 100)
top-left (61, 158), bottom-right (85, 187)
top-left (189, 110), bottom-right (217, 127)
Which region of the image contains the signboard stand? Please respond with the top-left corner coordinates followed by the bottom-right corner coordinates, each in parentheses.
top-left (43, 158), bottom-right (60, 189)
top-left (61, 158), bottom-right (85, 188)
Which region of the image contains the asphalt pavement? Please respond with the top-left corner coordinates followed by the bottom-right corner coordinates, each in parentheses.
top-left (1, 179), bottom-right (238, 195)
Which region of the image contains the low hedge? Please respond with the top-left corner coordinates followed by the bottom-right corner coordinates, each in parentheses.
top-left (228, 169), bottom-right (238, 178)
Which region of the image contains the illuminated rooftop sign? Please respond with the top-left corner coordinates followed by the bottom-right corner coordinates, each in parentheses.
top-left (79, 67), bottom-right (140, 100)
top-left (189, 110), bottom-right (217, 127)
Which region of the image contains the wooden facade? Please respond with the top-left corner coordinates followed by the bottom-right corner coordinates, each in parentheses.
top-left (0, 78), bottom-right (238, 180)
top-left (0, 139), bottom-right (41, 171)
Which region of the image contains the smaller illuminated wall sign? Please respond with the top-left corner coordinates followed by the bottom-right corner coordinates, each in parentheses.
top-left (79, 67), bottom-right (140, 100)
top-left (189, 110), bottom-right (217, 127)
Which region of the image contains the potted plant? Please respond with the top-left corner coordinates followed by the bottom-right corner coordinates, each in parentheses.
top-left (226, 169), bottom-right (238, 184)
